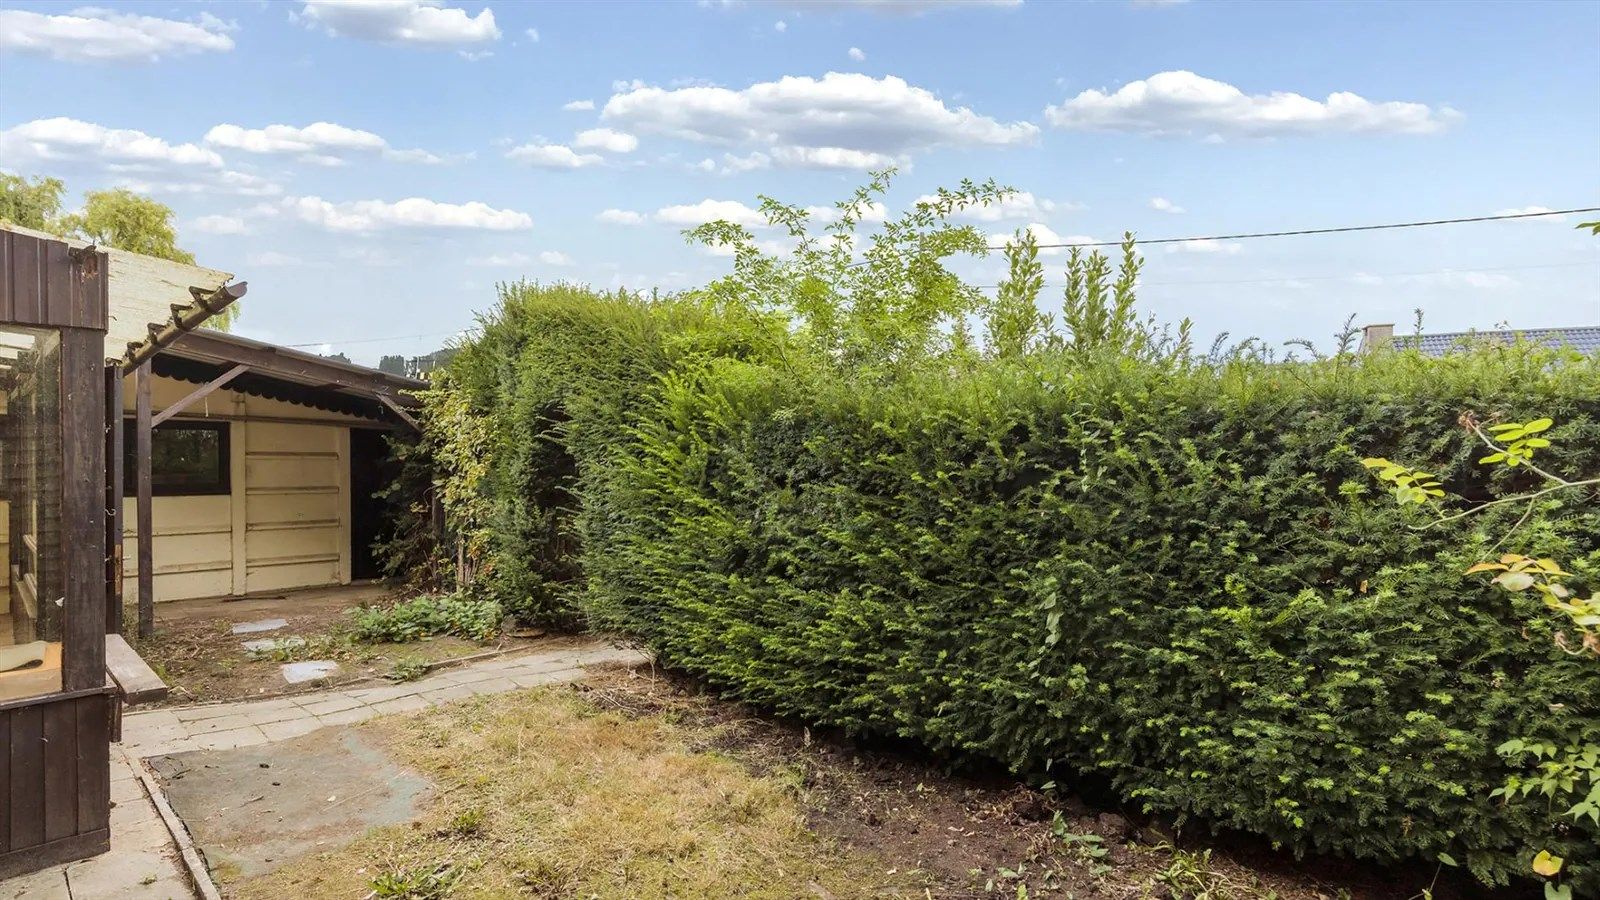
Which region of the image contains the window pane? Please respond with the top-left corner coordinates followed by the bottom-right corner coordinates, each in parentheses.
top-left (124, 422), bottom-right (230, 496)
top-left (0, 326), bottom-right (65, 700)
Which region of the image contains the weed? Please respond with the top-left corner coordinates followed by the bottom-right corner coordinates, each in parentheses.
top-left (1051, 813), bottom-right (1112, 877)
top-left (352, 594), bottom-right (502, 644)
top-left (369, 862), bottom-right (460, 899)
top-left (441, 808), bottom-right (484, 837)
top-left (1151, 847), bottom-right (1239, 900)
top-left (388, 656), bottom-right (429, 683)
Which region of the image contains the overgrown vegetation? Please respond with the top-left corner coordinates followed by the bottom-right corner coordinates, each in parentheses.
top-left (350, 593), bottom-right (502, 644)
top-left (414, 171), bottom-right (1600, 891)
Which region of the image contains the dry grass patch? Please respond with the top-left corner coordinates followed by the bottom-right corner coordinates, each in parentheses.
top-left (232, 686), bottom-right (921, 899)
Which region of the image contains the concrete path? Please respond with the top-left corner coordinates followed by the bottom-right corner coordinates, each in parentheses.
top-left (0, 640), bottom-right (646, 900)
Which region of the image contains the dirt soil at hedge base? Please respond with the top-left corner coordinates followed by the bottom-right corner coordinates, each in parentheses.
top-left (131, 586), bottom-right (579, 706)
top-left (574, 668), bottom-right (1505, 900)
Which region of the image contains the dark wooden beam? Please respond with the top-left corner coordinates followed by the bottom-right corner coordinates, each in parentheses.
top-left (104, 366), bottom-right (123, 636)
top-left (61, 329), bottom-right (107, 692)
top-left (377, 393), bottom-right (421, 432)
top-left (149, 364), bottom-right (248, 427)
top-left (135, 362), bottom-right (154, 640)
top-left (168, 330), bottom-right (422, 407)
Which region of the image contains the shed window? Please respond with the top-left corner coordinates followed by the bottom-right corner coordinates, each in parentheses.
top-left (124, 421), bottom-right (231, 496)
top-left (0, 325), bottom-right (65, 700)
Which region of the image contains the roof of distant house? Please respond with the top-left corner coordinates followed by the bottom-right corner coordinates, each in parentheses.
top-left (1391, 326), bottom-right (1600, 357)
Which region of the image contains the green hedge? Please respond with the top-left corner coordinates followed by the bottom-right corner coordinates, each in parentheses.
top-left (440, 284), bottom-right (1600, 888)
top-left (583, 352), bottom-right (1600, 889)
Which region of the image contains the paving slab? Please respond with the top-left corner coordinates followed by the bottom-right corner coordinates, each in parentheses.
top-left (147, 729), bottom-right (432, 882)
top-left (241, 637), bottom-right (305, 654)
top-left (280, 660), bottom-right (340, 684)
top-left (229, 619), bottom-right (287, 635)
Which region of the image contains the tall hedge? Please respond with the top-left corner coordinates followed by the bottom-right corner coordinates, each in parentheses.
top-left (582, 351), bottom-right (1600, 889)
top-left (437, 284), bottom-right (1600, 889)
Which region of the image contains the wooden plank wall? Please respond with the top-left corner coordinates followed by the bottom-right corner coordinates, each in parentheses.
top-left (0, 230), bottom-right (107, 331)
top-left (0, 690), bottom-right (112, 877)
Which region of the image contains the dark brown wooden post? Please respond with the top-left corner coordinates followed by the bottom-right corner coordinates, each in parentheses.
top-left (60, 330), bottom-right (106, 691)
top-left (104, 366), bottom-right (123, 635)
top-left (135, 361), bottom-right (153, 639)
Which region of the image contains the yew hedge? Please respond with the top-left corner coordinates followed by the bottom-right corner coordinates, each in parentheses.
top-left (435, 281), bottom-right (1600, 890)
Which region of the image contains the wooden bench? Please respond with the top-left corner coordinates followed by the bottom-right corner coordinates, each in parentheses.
top-left (105, 633), bottom-right (168, 704)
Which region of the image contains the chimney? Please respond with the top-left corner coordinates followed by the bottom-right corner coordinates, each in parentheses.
top-left (1360, 322), bottom-right (1395, 352)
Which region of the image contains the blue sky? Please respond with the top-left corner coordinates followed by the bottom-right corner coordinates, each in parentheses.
top-left (1, 0), bottom-right (1596, 363)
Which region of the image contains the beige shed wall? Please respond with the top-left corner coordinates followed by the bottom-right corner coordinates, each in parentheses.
top-left (121, 372), bottom-right (370, 604)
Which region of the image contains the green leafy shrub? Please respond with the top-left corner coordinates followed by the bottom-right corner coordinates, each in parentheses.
top-left (351, 594), bottom-right (502, 644)
top-left (580, 347), bottom-right (1600, 890)
top-left (425, 176), bottom-right (1600, 890)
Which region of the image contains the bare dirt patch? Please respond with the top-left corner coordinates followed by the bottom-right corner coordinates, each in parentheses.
top-left (133, 588), bottom-right (574, 705)
top-left (574, 668), bottom-right (1509, 900)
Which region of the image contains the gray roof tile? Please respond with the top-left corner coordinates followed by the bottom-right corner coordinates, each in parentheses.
top-left (1394, 326), bottom-right (1600, 357)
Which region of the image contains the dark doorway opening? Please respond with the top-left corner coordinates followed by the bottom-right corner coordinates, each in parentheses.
top-left (350, 428), bottom-right (397, 581)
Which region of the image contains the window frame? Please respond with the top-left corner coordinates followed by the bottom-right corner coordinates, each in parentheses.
top-left (123, 418), bottom-right (232, 497)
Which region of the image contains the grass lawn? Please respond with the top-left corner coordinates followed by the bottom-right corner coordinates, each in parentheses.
top-left (224, 670), bottom-right (1450, 900)
top-left (231, 679), bottom-right (915, 899)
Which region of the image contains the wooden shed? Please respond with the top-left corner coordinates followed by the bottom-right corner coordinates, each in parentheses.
top-left (118, 331), bottom-right (425, 627)
top-left (0, 226), bottom-right (138, 876)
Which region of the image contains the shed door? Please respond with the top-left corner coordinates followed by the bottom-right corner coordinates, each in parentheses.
top-left (244, 422), bottom-right (345, 594)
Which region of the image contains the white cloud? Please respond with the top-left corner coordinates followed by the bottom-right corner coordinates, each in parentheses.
top-left (602, 72), bottom-right (1037, 169)
top-left (1166, 238), bottom-right (1242, 255)
top-left (505, 143), bottom-right (603, 168)
top-left (848, 46), bottom-right (866, 61)
top-left (597, 208), bottom-right (646, 225)
top-left (204, 122), bottom-right (442, 165)
top-left (467, 252), bottom-right (532, 266)
top-left (287, 195), bottom-right (533, 232)
top-left (538, 250), bottom-right (575, 266)
top-left (294, 0), bottom-right (500, 47)
top-left (655, 199), bottom-right (766, 228)
top-left (919, 191), bottom-right (1068, 222)
top-left (1149, 196), bottom-right (1184, 214)
top-left (774, 19), bottom-right (788, 31)
top-left (573, 128), bottom-right (639, 153)
top-left (0, 117), bottom-right (222, 169)
top-left (0, 8), bottom-right (235, 63)
top-left (524, 27), bottom-right (539, 42)
top-left (992, 223), bottom-right (1102, 257)
top-left (563, 99), bottom-right (595, 111)
top-left (1045, 70), bottom-right (1459, 138)
top-left (190, 214), bottom-right (249, 235)
top-left (118, 170), bottom-right (283, 198)
top-left (247, 250), bottom-right (303, 267)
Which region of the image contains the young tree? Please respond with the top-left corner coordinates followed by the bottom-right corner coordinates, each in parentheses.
top-left (58, 188), bottom-right (195, 264)
top-left (0, 174), bottom-right (66, 231)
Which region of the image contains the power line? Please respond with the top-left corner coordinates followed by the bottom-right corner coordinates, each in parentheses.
top-left (283, 327), bottom-right (474, 349)
top-left (970, 259), bottom-right (1600, 290)
top-left (283, 208), bottom-right (1598, 349)
top-left (1010, 206), bottom-right (1600, 252)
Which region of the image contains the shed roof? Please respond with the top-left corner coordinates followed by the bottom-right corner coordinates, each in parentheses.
top-left (0, 223), bottom-right (240, 364)
top-left (1394, 326), bottom-right (1600, 357)
top-left (158, 328), bottom-right (426, 424)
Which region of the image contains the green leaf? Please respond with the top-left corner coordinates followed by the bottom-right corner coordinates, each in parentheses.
top-left (1437, 852), bottom-right (1458, 867)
